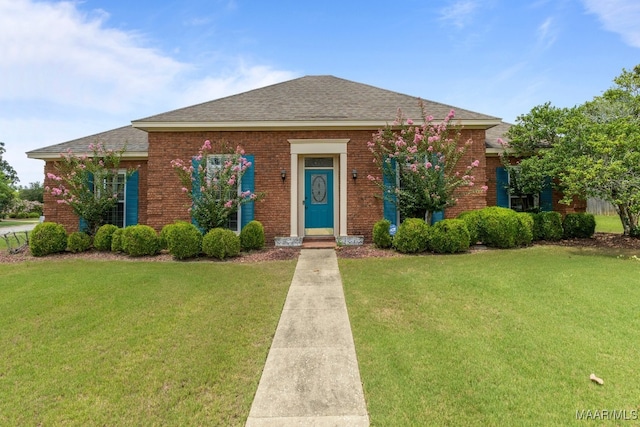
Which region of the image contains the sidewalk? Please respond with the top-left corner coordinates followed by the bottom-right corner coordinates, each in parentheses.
top-left (246, 249), bottom-right (369, 426)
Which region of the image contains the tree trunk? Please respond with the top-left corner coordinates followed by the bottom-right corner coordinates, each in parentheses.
top-left (616, 203), bottom-right (638, 236)
top-left (425, 211), bottom-right (432, 225)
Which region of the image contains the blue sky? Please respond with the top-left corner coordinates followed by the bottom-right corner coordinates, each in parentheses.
top-left (1, 0), bottom-right (638, 185)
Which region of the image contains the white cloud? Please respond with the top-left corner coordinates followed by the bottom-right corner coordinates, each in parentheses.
top-left (536, 17), bottom-right (557, 49)
top-left (439, 0), bottom-right (478, 29)
top-left (0, 0), bottom-right (297, 184)
top-left (582, 0), bottom-right (640, 48)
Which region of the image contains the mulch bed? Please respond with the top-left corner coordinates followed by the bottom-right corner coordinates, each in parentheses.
top-left (1, 233), bottom-right (638, 264)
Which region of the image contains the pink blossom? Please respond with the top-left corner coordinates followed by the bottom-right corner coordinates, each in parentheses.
top-left (203, 140), bottom-right (212, 150)
top-left (497, 138), bottom-right (505, 146)
top-left (468, 182), bottom-right (475, 186)
top-left (481, 185), bottom-right (488, 191)
top-left (407, 119), bottom-right (414, 125)
top-left (434, 165), bottom-right (440, 171)
top-left (228, 177), bottom-right (236, 185)
top-left (250, 194), bottom-right (257, 200)
top-left (181, 187), bottom-right (188, 193)
top-left (241, 190), bottom-right (251, 197)
top-left (224, 200), bottom-right (234, 208)
top-left (425, 161), bottom-right (432, 169)
top-left (471, 160), bottom-right (480, 167)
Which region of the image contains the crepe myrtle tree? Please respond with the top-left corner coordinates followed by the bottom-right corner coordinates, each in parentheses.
top-left (45, 143), bottom-right (135, 235)
top-left (172, 140), bottom-right (261, 234)
top-left (367, 104), bottom-right (487, 224)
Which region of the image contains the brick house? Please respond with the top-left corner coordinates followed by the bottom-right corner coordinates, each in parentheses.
top-left (27, 75), bottom-right (582, 244)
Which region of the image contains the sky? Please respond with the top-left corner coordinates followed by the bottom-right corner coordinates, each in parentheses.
top-left (1, 0), bottom-right (638, 186)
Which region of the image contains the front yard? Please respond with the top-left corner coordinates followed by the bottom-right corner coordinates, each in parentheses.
top-left (0, 259), bottom-right (295, 426)
top-left (340, 246), bottom-right (640, 426)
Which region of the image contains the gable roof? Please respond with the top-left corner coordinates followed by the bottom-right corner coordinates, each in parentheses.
top-left (133, 75), bottom-right (501, 131)
top-left (27, 125), bottom-right (148, 160)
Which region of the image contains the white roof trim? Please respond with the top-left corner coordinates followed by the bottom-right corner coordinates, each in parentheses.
top-left (26, 151), bottom-right (149, 161)
top-left (131, 119), bottom-right (502, 132)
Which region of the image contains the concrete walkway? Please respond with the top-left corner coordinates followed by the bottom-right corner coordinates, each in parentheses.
top-left (246, 249), bottom-right (369, 426)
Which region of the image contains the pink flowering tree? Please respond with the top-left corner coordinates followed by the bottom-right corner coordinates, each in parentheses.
top-left (45, 143), bottom-right (134, 235)
top-left (172, 140), bottom-right (260, 233)
top-left (367, 105), bottom-right (487, 224)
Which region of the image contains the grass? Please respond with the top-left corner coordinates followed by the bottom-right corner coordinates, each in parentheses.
top-left (340, 246), bottom-right (640, 426)
top-left (0, 259), bottom-right (295, 426)
top-left (0, 218), bottom-right (39, 228)
top-left (594, 214), bottom-right (623, 234)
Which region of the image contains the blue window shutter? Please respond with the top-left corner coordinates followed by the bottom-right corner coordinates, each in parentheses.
top-left (496, 167), bottom-right (509, 208)
top-left (431, 210), bottom-right (444, 224)
top-left (125, 171), bottom-right (139, 226)
top-left (79, 172), bottom-right (94, 232)
top-left (240, 155), bottom-right (255, 229)
top-left (191, 158), bottom-right (202, 227)
top-left (540, 176), bottom-right (553, 211)
top-left (382, 159), bottom-right (397, 224)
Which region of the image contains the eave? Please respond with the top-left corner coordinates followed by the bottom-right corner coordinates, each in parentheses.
top-left (26, 151), bottom-right (149, 161)
top-left (131, 119), bottom-right (503, 132)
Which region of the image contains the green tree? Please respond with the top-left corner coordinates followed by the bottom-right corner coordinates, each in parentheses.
top-left (0, 171), bottom-right (17, 219)
top-left (0, 142), bottom-right (19, 185)
top-left (503, 65), bottom-right (640, 236)
top-left (46, 143), bottom-right (135, 235)
top-left (18, 181), bottom-right (44, 203)
top-left (367, 104), bottom-right (486, 224)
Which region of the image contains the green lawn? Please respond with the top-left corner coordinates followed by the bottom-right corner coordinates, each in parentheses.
top-left (340, 246), bottom-right (640, 426)
top-left (0, 218), bottom-right (39, 228)
top-left (0, 259), bottom-right (295, 426)
top-left (594, 214), bottom-right (624, 234)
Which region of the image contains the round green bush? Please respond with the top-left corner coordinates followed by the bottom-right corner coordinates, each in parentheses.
top-left (393, 218), bottom-right (430, 254)
top-left (121, 225), bottom-right (160, 257)
top-left (535, 211), bottom-right (563, 241)
top-left (372, 219), bottom-right (393, 249)
top-left (67, 232), bottom-right (92, 253)
top-left (111, 228), bottom-right (124, 252)
top-left (161, 221), bottom-right (202, 260)
top-left (240, 220), bottom-right (265, 251)
top-left (29, 222), bottom-right (67, 257)
top-left (94, 224), bottom-right (119, 251)
top-left (515, 212), bottom-right (534, 246)
top-left (202, 228), bottom-right (241, 259)
top-left (457, 210), bottom-right (482, 245)
top-left (563, 213), bottom-right (595, 238)
top-left (429, 219), bottom-right (470, 254)
top-left (477, 207), bottom-right (520, 248)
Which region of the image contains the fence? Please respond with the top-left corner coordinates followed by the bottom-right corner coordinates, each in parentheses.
top-left (587, 198), bottom-right (617, 215)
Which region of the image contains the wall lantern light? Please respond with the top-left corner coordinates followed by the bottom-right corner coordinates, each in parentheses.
top-left (281, 169), bottom-right (286, 182)
top-left (352, 169), bottom-right (358, 180)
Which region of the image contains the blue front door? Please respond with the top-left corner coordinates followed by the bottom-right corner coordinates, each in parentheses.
top-left (305, 169), bottom-right (334, 230)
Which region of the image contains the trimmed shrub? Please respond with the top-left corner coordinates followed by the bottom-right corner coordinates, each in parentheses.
top-left (202, 228), bottom-right (241, 259)
top-left (29, 222), bottom-right (67, 257)
top-left (67, 232), bottom-right (92, 253)
top-left (429, 219), bottom-right (470, 254)
top-left (563, 213), bottom-right (596, 238)
top-left (94, 224), bottom-right (119, 251)
top-left (515, 213), bottom-right (534, 246)
top-left (372, 219), bottom-right (393, 249)
top-left (393, 218), bottom-right (430, 254)
top-left (240, 220), bottom-right (265, 251)
top-left (161, 221), bottom-right (202, 260)
top-left (532, 211), bottom-right (563, 241)
top-left (457, 210), bottom-right (482, 245)
top-left (121, 225), bottom-right (160, 257)
top-left (477, 207), bottom-right (520, 249)
top-left (111, 228), bottom-right (124, 252)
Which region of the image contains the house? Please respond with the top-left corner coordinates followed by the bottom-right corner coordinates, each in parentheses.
top-left (26, 75), bottom-right (584, 245)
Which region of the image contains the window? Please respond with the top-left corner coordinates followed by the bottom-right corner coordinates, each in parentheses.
top-left (207, 155), bottom-right (240, 232)
top-left (96, 171), bottom-right (127, 228)
top-left (496, 166), bottom-right (552, 212)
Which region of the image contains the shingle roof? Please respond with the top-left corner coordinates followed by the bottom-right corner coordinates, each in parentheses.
top-left (485, 121), bottom-right (511, 149)
top-left (28, 75), bottom-right (502, 158)
top-left (27, 125), bottom-right (148, 159)
top-left (134, 75), bottom-right (500, 124)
